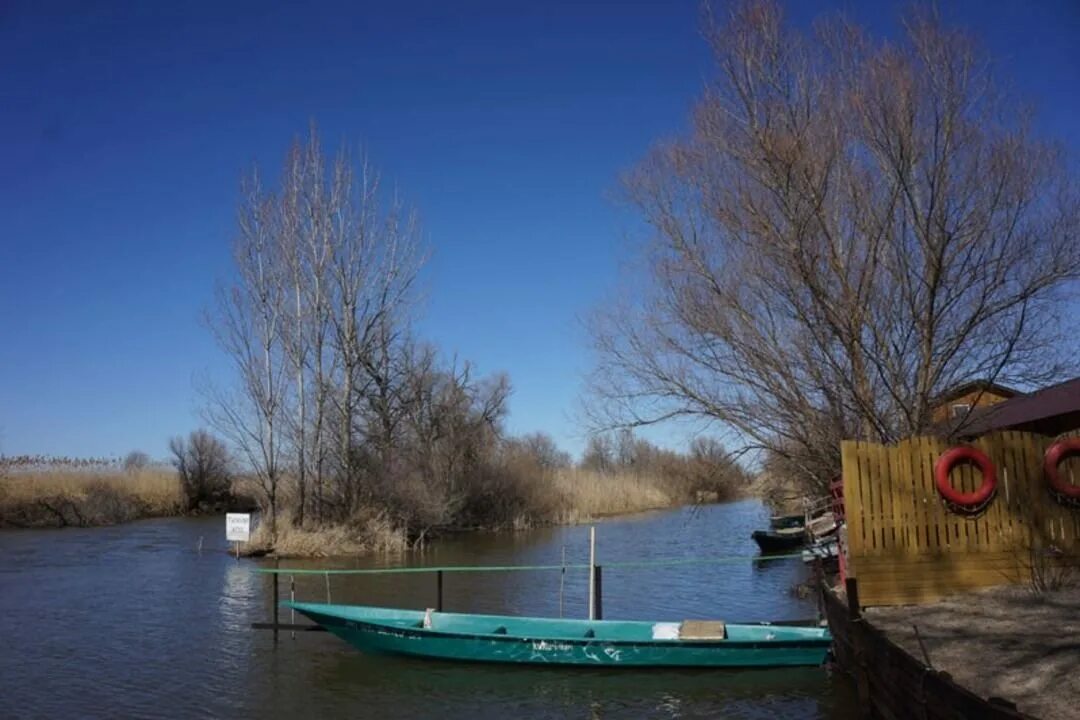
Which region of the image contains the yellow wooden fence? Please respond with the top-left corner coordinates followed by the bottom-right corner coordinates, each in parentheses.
top-left (842, 431), bottom-right (1080, 606)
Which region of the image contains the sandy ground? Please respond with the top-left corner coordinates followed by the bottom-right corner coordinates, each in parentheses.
top-left (865, 585), bottom-right (1080, 720)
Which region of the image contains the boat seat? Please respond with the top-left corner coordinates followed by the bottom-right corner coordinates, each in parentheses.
top-left (584, 629), bottom-right (595, 638)
top-left (494, 626), bottom-right (508, 634)
top-left (680, 620), bottom-right (727, 640)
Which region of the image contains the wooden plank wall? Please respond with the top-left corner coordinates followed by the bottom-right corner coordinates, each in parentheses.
top-left (842, 431), bottom-right (1080, 606)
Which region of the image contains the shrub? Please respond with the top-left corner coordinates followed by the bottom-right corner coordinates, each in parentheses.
top-left (169, 430), bottom-right (232, 511)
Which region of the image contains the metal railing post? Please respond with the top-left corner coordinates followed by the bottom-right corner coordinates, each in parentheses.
top-left (588, 526), bottom-right (596, 620)
top-left (272, 566), bottom-right (279, 642)
top-left (594, 565), bottom-right (603, 621)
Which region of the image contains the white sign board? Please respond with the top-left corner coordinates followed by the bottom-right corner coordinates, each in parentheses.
top-left (226, 513), bottom-right (251, 543)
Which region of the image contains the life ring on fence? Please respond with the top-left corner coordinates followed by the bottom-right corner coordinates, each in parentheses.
top-left (1044, 439), bottom-right (1080, 500)
top-left (934, 446), bottom-right (997, 508)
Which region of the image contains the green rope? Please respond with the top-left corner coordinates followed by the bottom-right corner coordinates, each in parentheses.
top-left (253, 552), bottom-right (805, 575)
top-left (605, 553), bottom-right (804, 569)
top-left (256, 563), bottom-right (583, 576)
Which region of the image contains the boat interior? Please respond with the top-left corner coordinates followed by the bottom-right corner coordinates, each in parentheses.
top-left (767, 526), bottom-right (806, 537)
top-left (290, 603), bottom-right (830, 643)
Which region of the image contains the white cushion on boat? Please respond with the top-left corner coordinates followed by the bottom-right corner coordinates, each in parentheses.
top-left (679, 620), bottom-right (727, 640)
top-left (651, 622), bottom-right (681, 640)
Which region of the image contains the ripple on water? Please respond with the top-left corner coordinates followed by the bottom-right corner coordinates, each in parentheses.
top-left (0, 502), bottom-right (857, 719)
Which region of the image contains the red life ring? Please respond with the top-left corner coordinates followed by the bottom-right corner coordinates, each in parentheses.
top-left (934, 447), bottom-right (997, 507)
top-left (1044, 439), bottom-right (1080, 500)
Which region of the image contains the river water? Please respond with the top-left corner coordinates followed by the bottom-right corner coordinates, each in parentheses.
top-left (0, 499), bottom-right (857, 719)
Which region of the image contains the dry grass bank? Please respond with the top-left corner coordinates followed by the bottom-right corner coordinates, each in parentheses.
top-left (249, 467), bottom-right (702, 557)
top-left (0, 468), bottom-right (184, 528)
top-left (866, 584), bottom-right (1080, 720)
top-left (245, 510), bottom-right (409, 557)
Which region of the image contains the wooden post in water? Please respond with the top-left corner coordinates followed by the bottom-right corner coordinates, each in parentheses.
top-left (558, 546), bottom-right (566, 618)
top-left (436, 570), bottom-right (444, 612)
top-left (272, 562), bottom-right (280, 642)
top-left (290, 575), bottom-right (296, 640)
top-left (594, 565), bottom-right (603, 621)
top-left (588, 526), bottom-right (597, 620)
top-left (845, 577), bottom-right (861, 619)
top-left (846, 577), bottom-right (870, 714)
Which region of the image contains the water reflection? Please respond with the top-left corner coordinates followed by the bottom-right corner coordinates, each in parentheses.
top-left (255, 646), bottom-right (850, 719)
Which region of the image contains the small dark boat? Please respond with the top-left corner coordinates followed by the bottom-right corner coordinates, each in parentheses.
top-left (751, 527), bottom-right (805, 553)
top-left (769, 514), bottom-right (804, 530)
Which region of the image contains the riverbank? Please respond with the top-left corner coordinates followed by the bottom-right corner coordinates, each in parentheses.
top-left (864, 585), bottom-right (1079, 720)
top-left (245, 468), bottom-right (702, 557)
top-left (0, 464), bottom-right (727, 550)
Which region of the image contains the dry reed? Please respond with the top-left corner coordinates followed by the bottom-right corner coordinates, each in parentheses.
top-left (0, 467), bottom-right (183, 527)
top-left (548, 468), bottom-right (675, 523)
top-left (246, 510), bottom-right (409, 557)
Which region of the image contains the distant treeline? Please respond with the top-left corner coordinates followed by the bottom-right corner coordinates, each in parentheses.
top-left (0, 454), bottom-right (168, 471)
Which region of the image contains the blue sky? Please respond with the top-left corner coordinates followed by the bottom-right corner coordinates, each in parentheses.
top-left (1, 1), bottom-right (1077, 460)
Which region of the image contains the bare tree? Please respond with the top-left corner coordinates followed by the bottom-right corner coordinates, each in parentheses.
top-left (276, 131), bottom-right (340, 528)
top-left (278, 140), bottom-right (310, 527)
top-left (686, 436), bottom-right (750, 497)
top-left (397, 349), bottom-right (511, 529)
top-left (324, 146), bottom-right (422, 517)
top-left (123, 451), bottom-right (150, 473)
top-left (589, 0), bottom-right (1080, 494)
top-left (293, 130), bottom-right (336, 525)
top-left (401, 348), bottom-right (510, 493)
top-left (581, 434), bottom-right (616, 473)
top-left (205, 168), bottom-right (289, 535)
top-left (513, 432), bottom-right (572, 470)
top-left (169, 430), bottom-right (231, 511)
top-left (207, 126), bottom-right (424, 530)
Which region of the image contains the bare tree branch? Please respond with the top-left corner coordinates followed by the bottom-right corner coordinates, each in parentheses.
top-left (587, 0), bottom-right (1080, 495)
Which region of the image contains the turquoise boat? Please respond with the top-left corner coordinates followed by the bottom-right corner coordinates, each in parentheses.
top-left (286, 602), bottom-right (832, 667)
